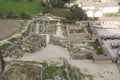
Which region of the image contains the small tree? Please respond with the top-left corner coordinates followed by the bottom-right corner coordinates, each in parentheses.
top-left (20, 12), bottom-right (30, 19)
top-left (66, 5), bottom-right (88, 24)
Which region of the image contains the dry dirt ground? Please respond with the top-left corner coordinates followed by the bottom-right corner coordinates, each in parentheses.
top-left (0, 19), bottom-right (21, 39)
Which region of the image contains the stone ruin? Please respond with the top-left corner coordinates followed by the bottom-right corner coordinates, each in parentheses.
top-left (69, 43), bottom-right (94, 59)
top-left (23, 33), bottom-right (46, 50)
top-left (22, 16), bottom-right (56, 50)
top-left (31, 16), bottom-right (56, 34)
top-left (51, 21), bottom-right (94, 47)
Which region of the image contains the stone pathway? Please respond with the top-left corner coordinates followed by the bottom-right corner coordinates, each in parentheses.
top-left (56, 20), bottom-right (64, 38)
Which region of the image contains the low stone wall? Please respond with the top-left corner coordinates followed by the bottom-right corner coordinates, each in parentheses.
top-left (69, 52), bottom-right (84, 60)
top-left (93, 59), bottom-right (112, 64)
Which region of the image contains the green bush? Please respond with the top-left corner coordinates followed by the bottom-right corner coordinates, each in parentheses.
top-left (42, 7), bottom-right (49, 15)
top-left (7, 12), bottom-right (18, 18)
top-left (0, 11), bottom-right (3, 18)
top-left (85, 53), bottom-right (92, 59)
top-left (89, 42), bottom-right (103, 55)
top-left (20, 12), bottom-right (31, 19)
top-left (0, 43), bottom-right (11, 51)
top-left (50, 0), bottom-right (66, 8)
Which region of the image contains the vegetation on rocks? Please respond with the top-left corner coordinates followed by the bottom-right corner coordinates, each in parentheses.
top-left (89, 42), bottom-right (103, 55)
top-left (0, 43), bottom-right (11, 51)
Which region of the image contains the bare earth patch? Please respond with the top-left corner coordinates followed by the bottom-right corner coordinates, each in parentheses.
top-left (0, 19), bottom-right (21, 39)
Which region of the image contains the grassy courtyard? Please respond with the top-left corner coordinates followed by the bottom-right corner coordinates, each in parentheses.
top-left (48, 8), bottom-right (71, 18)
top-left (0, 0), bottom-right (42, 17)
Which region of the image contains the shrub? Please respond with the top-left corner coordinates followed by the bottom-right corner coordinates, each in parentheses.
top-left (20, 12), bottom-right (31, 19)
top-left (7, 12), bottom-right (18, 18)
top-left (0, 11), bottom-right (3, 18)
top-left (42, 7), bottom-right (49, 15)
top-left (0, 43), bottom-right (11, 51)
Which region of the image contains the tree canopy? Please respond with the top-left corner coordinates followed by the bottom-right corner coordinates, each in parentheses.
top-left (66, 5), bottom-right (88, 24)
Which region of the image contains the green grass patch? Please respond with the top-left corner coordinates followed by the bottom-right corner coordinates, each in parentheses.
top-left (44, 65), bottom-right (66, 79)
top-left (0, 0), bottom-right (41, 16)
top-left (103, 13), bottom-right (120, 17)
top-left (0, 43), bottom-right (11, 51)
top-left (69, 66), bottom-right (93, 80)
top-left (21, 21), bottom-right (32, 37)
top-left (88, 17), bottom-right (98, 21)
top-left (89, 42), bottom-right (103, 55)
top-left (17, 20), bottom-right (29, 33)
top-left (48, 8), bottom-right (71, 18)
top-left (61, 25), bottom-right (67, 32)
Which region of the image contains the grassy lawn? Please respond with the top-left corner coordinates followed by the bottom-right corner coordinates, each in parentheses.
top-left (44, 64), bottom-right (66, 79)
top-left (48, 8), bottom-right (71, 18)
top-left (17, 20), bottom-right (29, 33)
top-left (88, 17), bottom-right (98, 21)
top-left (0, 0), bottom-right (41, 16)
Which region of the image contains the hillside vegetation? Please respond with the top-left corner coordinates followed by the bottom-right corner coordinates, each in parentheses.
top-left (0, 0), bottom-right (41, 18)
